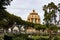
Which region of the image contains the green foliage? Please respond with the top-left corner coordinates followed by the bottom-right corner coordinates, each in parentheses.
top-left (13, 37), bottom-right (26, 40)
top-left (57, 27), bottom-right (60, 30)
top-left (43, 2), bottom-right (58, 27)
top-left (0, 10), bottom-right (22, 29)
top-left (12, 34), bottom-right (28, 40)
top-left (0, 0), bottom-right (13, 9)
top-left (49, 26), bottom-right (58, 30)
top-left (34, 24), bottom-right (47, 30)
top-left (43, 2), bottom-right (60, 40)
top-left (53, 36), bottom-right (59, 40)
top-left (31, 36), bottom-right (49, 40)
top-left (0, 36), bottom-right (4, 39)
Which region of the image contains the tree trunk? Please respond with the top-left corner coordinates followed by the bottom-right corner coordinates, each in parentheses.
top-left (5, 28), bottom-right (8, 33)
top-left (18, 25), bottom-right (22, 33)
top-left (49, 30), bottom-right (52, 40)
top-left (11, 27), bottom-right (13, 33)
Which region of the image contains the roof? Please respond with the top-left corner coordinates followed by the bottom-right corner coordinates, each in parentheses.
top-left (30, 10), bottom-right (38, 15)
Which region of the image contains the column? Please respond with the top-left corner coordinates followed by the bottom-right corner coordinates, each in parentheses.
top-left (33, 18), bottom-right (35, 23)
top-left (37, 18), bottom-right (38, 24)
top-left (30, 18), bottom-right (31, 22)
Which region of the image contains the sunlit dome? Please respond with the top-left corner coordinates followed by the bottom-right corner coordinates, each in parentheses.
top-left (27, 10), bottom-right (40, 24)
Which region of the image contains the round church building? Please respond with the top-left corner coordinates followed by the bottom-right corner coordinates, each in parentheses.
top-left (27, 10), bottom-right (40, 24)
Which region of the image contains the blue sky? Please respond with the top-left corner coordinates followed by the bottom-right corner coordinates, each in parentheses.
top-left (6, 0), bottom-right (60, 24)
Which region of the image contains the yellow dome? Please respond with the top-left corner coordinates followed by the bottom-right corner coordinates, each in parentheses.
top-left (27, 10), bottom-right (40, 24)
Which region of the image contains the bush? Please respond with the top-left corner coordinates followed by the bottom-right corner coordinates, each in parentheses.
top-left (4, 35), bottom-right (12, 40)
top-left (40, 38), bottom-right (50, 40)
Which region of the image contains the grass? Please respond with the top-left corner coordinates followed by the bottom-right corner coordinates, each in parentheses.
top-left (0, 36), bottom-right (4, 39)
top-left (57, 36), bottom-right (60, 38)
top-left (31, 35), bottom-right (49, 39)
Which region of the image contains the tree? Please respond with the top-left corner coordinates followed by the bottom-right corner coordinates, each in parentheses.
top-left (0, 0), bottom-right (13, 33)
top-left (48, 2), bottom-right (57, 25)
top-left (0, 0), bottom-right (13, 9)
top-left (43, 2), bottom-right (58, 40)
top-left (0, 9), bottom-right (23, 33)
top-left (34, 24), bottom-right (47, 31)
top-left (43, 2), bottom-right (58, 26)
top-left (0, 0), bottom-right (13, 20)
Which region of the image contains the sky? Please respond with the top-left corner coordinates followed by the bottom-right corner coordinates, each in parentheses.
top-left (6, 0), bottom-right (60, 24)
